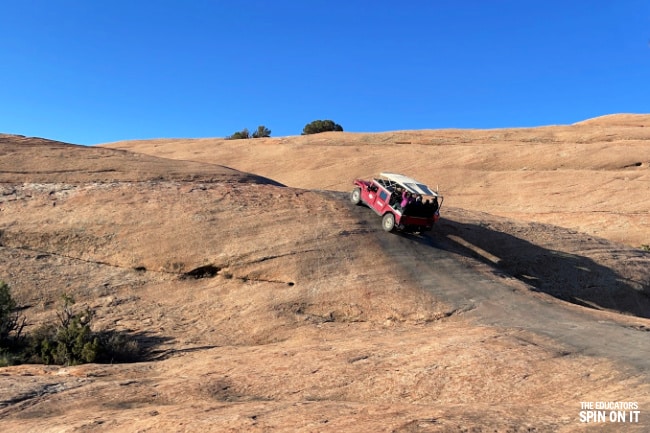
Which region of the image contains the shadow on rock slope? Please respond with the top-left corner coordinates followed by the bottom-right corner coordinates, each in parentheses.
top-left (436, 209), bottom-right (650, 318)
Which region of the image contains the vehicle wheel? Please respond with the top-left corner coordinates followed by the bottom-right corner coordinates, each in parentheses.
top-left (382, 213), bottom-right (395, 232)
top-left (350, 188), bottom-right (361, 205)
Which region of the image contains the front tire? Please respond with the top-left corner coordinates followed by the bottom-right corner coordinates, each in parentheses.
top-left (382, 213), bottom-right (396, 232)
top-left (350, 187), bottom-right (361, 205)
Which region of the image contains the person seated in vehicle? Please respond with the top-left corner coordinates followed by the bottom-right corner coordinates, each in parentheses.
top-left (400, 191), bottom-right (414, 213)
top-left (389, 189), bottom-right (400, 208)
top-left (399, 190), bottom-right (408, 208)
top-left (418, 197), bottom-right (437, 217)
top-left (431, 196), bottom-right (439, 214)
top-left (423, 198), bottom-right (432, 214)
top-left (412, 194), bottom-right (424, 216)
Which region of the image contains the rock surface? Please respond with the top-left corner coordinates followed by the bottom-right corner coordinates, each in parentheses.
top-left (0, 115), bottom-right (649, 432)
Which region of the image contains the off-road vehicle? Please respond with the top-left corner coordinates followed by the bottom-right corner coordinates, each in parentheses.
top-left (351, 172), bottom-right (442, 232)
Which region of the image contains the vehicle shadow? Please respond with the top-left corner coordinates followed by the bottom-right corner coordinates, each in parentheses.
top-left (412, 218), bottom-right (650, 319)
top-left (331, 188), bottom-right (650, 318)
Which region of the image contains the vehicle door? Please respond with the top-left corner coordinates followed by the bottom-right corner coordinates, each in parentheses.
top-left (371, 188), bottom-right (391, 213)
top-left (363, 182), bottom-right (379, 207)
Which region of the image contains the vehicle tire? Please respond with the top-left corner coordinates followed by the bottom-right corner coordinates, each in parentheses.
top-left (382, 212), bottom-right (396, 232)
top-left (350, 187), bottom-right (362, 205)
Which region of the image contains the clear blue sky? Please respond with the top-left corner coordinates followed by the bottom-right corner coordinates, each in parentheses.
top-left (2, 1), bottom-right (649, 145)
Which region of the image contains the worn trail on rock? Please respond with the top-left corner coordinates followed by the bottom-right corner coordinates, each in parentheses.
top-left (327, 190), bottom-right (650, 374)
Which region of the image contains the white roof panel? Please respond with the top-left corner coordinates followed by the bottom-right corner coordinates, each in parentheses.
top-left (380, 172), bottom-right (439, 197)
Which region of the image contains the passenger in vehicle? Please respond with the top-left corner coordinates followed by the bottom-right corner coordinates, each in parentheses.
top-left (413, 194), bottom-right (424, 216)
top-left (431, 196), bottom-right (439, 214)
top-left (400, 191), bottom-right (414, 213)
top-left (389, 190), bottom-right (400, 208)
top-left (400, 191), bottom-right (410, 208)
top-left (421, 199), bottom-right (429, 215)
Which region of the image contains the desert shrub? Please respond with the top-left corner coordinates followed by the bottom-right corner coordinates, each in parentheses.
top-left (0, 283), bottom-right (144, 366)
top-left (641, 244), bottom-right (650, 252)
top-left (228, 125), bottom-right (272, 139)
top-left (27, 294), bottom-right (99, 365)
top-left (227, 128), bottom-right (250, 140)
top-left (24, 325), bottom-right (142, 366)
top-left (95, 331), bottom-right (141, 363)
top-left (302, 119), bottom-right (343, 135)
top-left (252, 125), bottom-right (271, 138)
top-left (0, 281), bottom-right (26, 349)
top-left (0, 353), bottom-right (13, 367)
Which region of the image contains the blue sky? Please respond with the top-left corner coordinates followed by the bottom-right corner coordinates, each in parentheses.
top-left (1, 1), bottom-right (649, 145)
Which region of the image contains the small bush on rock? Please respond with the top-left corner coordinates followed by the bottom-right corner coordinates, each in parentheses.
top-left (28, 294), bottom-right (99, 365)
top-left (0, 281), bottom-right (147, 366)
top-left (227, 125), bottom-right (272, 139)
top-left (0, 281), bottom-right (26, 350)
top-left (302, 119), bottom-right (343, 135)
top-left (227, 128), bottom-right (250, 140)
top-left (252, 125), bottom-right (271, 138)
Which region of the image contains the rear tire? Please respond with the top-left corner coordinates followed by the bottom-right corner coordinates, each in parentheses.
top-left (350, 187), bottom-right (361, 205)
top-left (382, 213), bottom-right (396, 232)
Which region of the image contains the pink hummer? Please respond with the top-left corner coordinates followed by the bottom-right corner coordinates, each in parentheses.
top-left (351, 172), bottom-right (443, 232)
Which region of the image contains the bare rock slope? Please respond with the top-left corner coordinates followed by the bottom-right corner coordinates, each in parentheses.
top-left (0, 118), bottom-right (649, 432)
top-left (107, 113), bottom-right (650, 247)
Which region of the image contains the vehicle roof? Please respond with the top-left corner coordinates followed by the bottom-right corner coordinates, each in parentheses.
top-left (379, 172), bottom-right (439, 197)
